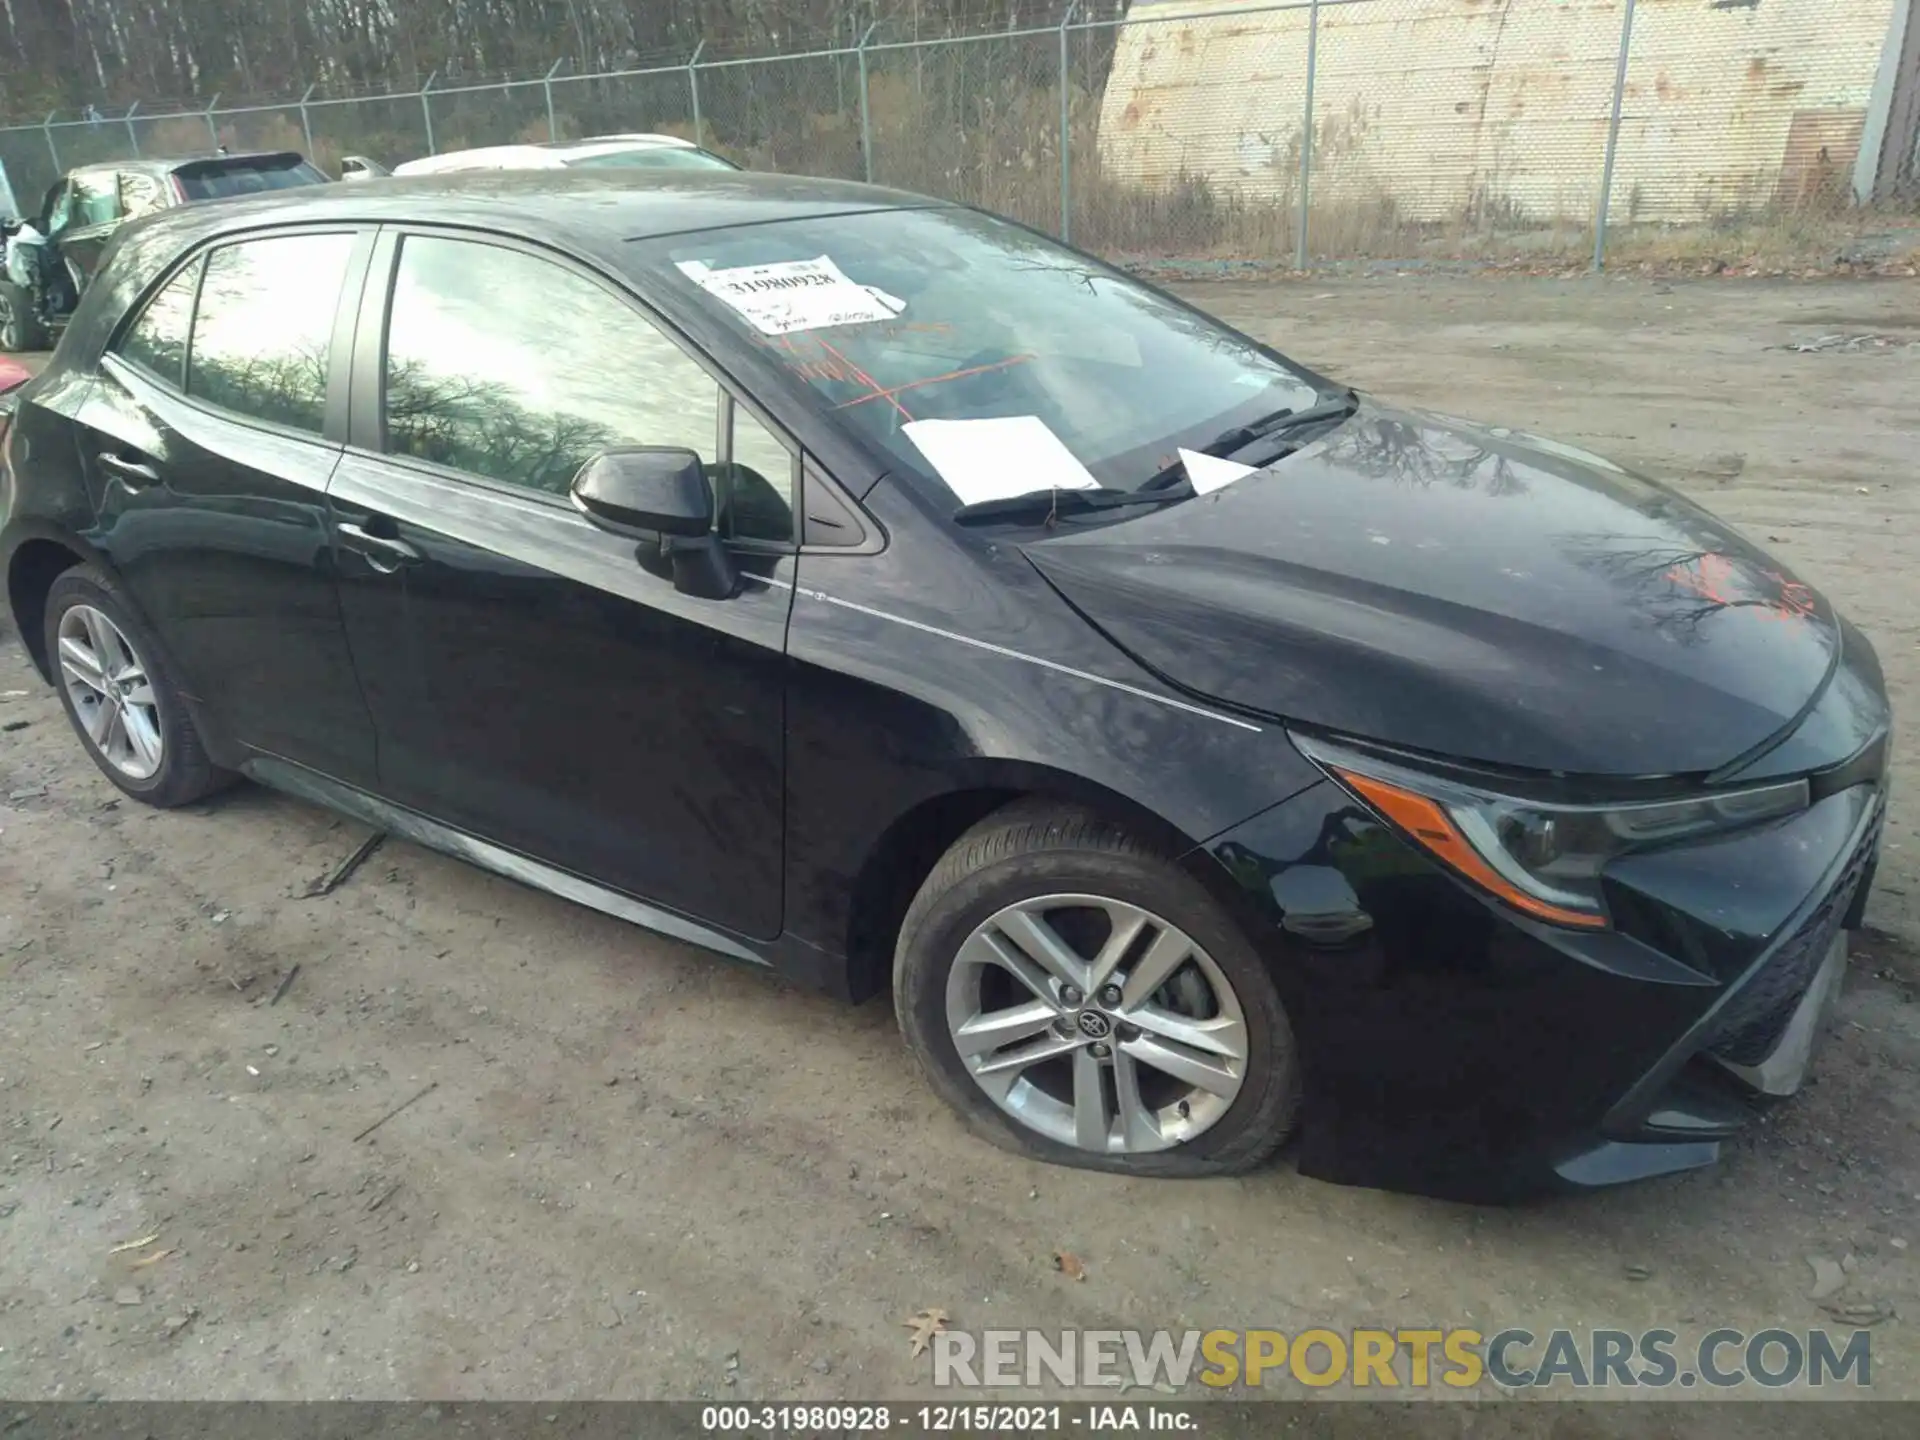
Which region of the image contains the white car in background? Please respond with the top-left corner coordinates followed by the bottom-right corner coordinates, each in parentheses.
top-left (340, 134), bottom-right (739, 181)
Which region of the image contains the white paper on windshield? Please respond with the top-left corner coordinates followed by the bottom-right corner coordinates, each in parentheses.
top-left (1179, 447), bottom-right (1258, 495)
top-left (903, 416), bottom-right (1100, 506)
top-left (676, 256), bottom-right (901, 335)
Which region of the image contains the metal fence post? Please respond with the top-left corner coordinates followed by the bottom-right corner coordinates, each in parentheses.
top-left (421, 71), bottom-right (439, 155)
top-left (687, 41), bottom-right (707, 147)
top-left (299, 84), bottom-right (317, 159)
top-left (1059, 4), bottom-right (1078, 243)
top-left (543, 59), bottom-right (565, 141)
top-left (857, 23), bottom-right (877, 184)
top-left (1297, 0), bottom-right (1320, 271)
top-left (124, 102), bottom-right (141, 157)
top-left (1592, 0), bottom-right (1639, 272)
top-left (43, 111), bottom-right (60, 171)
top-left (204, 94), bottom-right (221, 149)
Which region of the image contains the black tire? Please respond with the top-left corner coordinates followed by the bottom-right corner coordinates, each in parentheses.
top-left (43, 564), bottom-right (232, 808)
top-left (0, 280), bottom-right (49, 353)
top-left (894, 799), bottom-right (1301, 1178)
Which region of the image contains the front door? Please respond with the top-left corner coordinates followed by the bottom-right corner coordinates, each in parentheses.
top-left (75, 227), bottom-right (380, 786)
top-left (45, 172), bottom-right (121, 284)
top-left (330, 230), bottom-right (798, 940)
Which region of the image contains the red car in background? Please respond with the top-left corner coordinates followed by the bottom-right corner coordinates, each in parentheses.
top-left (0, 354), bottom-right (31, 442)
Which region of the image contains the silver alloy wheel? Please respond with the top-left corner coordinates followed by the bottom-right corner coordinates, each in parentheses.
top-left (57, 604), bottom-right (165, 781)
top-left (945, 894), bottom-right (1249, 1154)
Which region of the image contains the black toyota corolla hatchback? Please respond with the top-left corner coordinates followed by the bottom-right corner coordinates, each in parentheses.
top-left (0, 173), bottom-right (1890, 1201)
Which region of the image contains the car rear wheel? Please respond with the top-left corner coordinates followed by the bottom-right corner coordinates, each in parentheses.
top-left (0, 281), bottom-right (48, 352)
top-left (44, 565), bottom-right (231, 807)
top-left (894, 801), bottom-right (1300, 1177)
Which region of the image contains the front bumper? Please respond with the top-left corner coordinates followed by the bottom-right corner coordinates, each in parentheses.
top-left (1199, 772), bottom-right (1884, 1203)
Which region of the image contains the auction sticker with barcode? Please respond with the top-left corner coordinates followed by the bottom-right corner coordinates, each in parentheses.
top-left (677, 255), bottom-right (903, 335)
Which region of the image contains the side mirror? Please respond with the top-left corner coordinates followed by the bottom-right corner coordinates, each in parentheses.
top-left (570, 446), bottom-right (737, 600)
top-left (572, 447), bottom-right (713, 537)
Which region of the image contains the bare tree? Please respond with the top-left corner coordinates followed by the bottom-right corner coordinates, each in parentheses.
top-left (1, 0), bottom-right (1119, 114)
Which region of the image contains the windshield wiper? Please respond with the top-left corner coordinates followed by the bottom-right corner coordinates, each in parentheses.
top-left (952, 485), bottom-right (1191, 526)
top-left (952, 392), bottom-right (1362, 524)
top-left (1225, 389), bottom-right (1360, 457)
top-left (1138, 389), bottom-right (1361, 493)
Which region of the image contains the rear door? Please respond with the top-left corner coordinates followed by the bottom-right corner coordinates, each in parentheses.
top-left (72, 225), bottom-right (381, 785)
top-left (329, 228), bottom-right (797, 938)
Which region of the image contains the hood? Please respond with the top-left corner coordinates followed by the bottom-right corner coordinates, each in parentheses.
top-left (1023, 401), bottom-right (1842, 777)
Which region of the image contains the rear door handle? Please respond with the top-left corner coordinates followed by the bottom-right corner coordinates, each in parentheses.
top-left (98, 452), bottom-right (160, 486)
top-left (337, 520), bottom-right (423, 574)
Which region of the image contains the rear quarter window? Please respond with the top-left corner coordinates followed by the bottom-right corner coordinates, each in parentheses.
top-left (173, 159), bottom-right (329, 201)
top-left (114, 259), bottom-right (203, 389)
top-left (118, 171), bottom-right (168, 220)
top-left (186, 232), bottom-right (356, 433)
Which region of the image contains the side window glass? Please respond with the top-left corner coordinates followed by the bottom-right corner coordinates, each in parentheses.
top-left (43, 183), bottom-right (73, 233)
top-left (723, 403), bottom-right (796, 543)
top-left (188, 232), bottom-right (354, 434)
top-left (382, 235), bottom-right (718, 497)
top-left (114, 259), bottom-right (201, 389)
top-left (73, 174), bottom-right (121, 227)
top-left (119, 171), bottom-right (166, 220)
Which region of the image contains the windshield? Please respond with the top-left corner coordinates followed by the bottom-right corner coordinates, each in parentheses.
top-left (627, 208), bottom-right (1323, 501)
top-left (174, 158), bottom-right (330, 200)
top-left (565, 147), bottom-right (736, 172)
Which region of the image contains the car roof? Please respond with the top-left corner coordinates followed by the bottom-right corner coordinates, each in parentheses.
top-left (394, 146), bottom-right (568, 176)
top-left (393, 134), bottom-right (703, 176)
top-left (541, 133), bottom-right (699, 153)
top-left (123, 169), bottom-right (943, 250)
top-left (67, 151), bottom-right (308, 180)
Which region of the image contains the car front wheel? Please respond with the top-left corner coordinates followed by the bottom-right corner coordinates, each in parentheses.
top-left (0, 281), bottom-right (49, 352)
top-left (895, 801), bottom-right (1300, 1177)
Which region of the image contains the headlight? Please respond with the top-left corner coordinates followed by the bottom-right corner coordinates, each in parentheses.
top-left (1294, 735), bottom-right (1810, 928)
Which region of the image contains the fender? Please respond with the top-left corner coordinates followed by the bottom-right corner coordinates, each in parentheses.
top-left (2, 517), bottom-right (244, 769)
top-left (2, 516), bottom-right (119, 681)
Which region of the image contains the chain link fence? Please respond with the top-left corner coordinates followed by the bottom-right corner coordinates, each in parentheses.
top-left (3, 0), bottom-right (1913, 270)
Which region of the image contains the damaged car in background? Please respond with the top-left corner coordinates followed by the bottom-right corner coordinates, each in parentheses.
top-left (1, 150), bottom-right (329, 351)
top-left (0, 171), bottom-right (1891, 1202)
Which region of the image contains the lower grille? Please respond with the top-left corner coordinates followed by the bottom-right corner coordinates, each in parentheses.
top-left (1705, 806), bottom-right (1881, 1067)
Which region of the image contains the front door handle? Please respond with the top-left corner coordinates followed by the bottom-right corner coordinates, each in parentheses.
top-left (337, 520), bottom-right (423, 574)
top-left (98, 452), bottom-right (160, 486)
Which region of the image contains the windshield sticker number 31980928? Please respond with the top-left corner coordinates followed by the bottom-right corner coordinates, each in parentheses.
top-left (676, 256), bottom-right (905, 336)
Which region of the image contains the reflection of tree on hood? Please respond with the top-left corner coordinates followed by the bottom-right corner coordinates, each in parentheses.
top-left (1324, 414), bottom-right (1528, 498)
top-left (1557, 532), bottom-right (1825, 646)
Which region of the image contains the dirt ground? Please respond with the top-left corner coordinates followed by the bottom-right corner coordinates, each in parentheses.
top-left (1, 275), bottom-right (1918, 1417)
